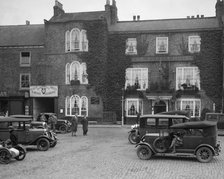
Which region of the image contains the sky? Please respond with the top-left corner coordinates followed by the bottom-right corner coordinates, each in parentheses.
top-left (0, 0), bottom-right (218, 25)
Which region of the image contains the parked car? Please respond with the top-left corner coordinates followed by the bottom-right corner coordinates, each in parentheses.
top-left (37, 113), bottom-right (71, 133)
top-left (204, 113), bottom-right (224, 129)
top-left (128, 114), bottom-right (189, 144)
top-left (0, 116), bottom-right (57, 151)
top-left (136, 121), bottom-right (221, 163)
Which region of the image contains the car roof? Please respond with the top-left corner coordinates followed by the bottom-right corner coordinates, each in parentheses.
top-left (0, 116), bottom-right (32, 122)
top-left (140, 114), bottom-right (189, 119)
top-left (170, 121), bottom-right (217, 129)
top-left (9, 115), bottom-right (33, 118)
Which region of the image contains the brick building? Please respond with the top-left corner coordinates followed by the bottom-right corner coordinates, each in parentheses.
top-left (0, 0), bottom-right (223, 124)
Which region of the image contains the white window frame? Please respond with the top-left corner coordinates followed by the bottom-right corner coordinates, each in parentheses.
top-left (156, 37), bottom-right (168, 54)
top-left (81, 30), bottom-right (88, 52)
top-left (126, 98), bottom-right (143, 117)
top-left (176, 98), bottom-right (201, 117)
top-left (65, 95), bottom-right (88, 116)
top-left (65, 63), bottom-right (70, 84)
top-left (188, 36), bottom-right (201, 53)
top-left (125, 68), bottom-right (148, 90)
top-left (176, 67), bottom-right (200, 90)
top-left (71, 28), bottom-right (81, 51)
top-left (125, 38), bottom-right (137, 55)
top-left (20, 52), bottom-right (31, 67)
top-left (20, 73), bottom-right (30, 90)
top-left (65, 31), bottom-right (70, 52)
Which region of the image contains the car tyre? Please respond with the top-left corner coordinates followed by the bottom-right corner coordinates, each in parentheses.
top-left (37, 138), bottom-right (50, 151)
top-left (59, 124), bottom-right (67, 134)
top-left (153, 137), bottom-right (170, 153)
top-left (0, 148), bottom-right (11, 164)
top-left (196, 146), bottom-right (213, 163)
top-left (14, 145), bottom-right (26, 161)
top-left (137, 145), bottom-right (152, 160)
top-left (128, 132), bottom-right (139, 144)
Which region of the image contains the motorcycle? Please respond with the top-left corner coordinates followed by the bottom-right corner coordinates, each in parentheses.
top-left (0, 140), bottom-right (26, 164)
top-left (128, 124), bottom-right (140, 144)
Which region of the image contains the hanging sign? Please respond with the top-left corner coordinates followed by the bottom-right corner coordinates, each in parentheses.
top-left (30, 86), bottom-right (58, 97)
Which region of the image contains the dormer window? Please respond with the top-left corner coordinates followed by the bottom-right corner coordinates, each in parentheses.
top-left (156, 37), bottom-right (168, 54)
top-left (189, 36), bottom-right (201, 53)
top-left (125, 38), bottom-right (137, 55)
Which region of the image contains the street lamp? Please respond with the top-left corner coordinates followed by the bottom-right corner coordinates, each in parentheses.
top-left (121, 88), bottom-right (124, 126)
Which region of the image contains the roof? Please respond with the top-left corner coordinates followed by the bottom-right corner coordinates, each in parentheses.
top-left (109, 17), bottom-right (220, 33)
top-left (49, 11), bottom-right (106, 23)
top-left (170, 121), bottom-right (217, 129)
top-left (0, 116), bottom-right (31, 122)
top-left (0, 24), bottom-right (45, 47)
top-left (140, 114), bottom-right (189, 119)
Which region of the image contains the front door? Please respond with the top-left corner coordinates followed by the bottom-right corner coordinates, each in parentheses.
top-left (154, 100), bottom-right (166, 114)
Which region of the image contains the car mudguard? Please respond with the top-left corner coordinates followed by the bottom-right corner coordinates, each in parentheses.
top-left (29, 135), bottom-right (53, 145)
top-left (194, 144), bottom-right (215, 155)
top-left (128, 129), bottom-right (137, 134)
top-left (135, 142), bottom-right (156, 153)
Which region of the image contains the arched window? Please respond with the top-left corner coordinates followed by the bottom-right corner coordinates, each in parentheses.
top-left (65, 96), bottom-right (70, 116)
top-left (65, 31), bottom-right (70, 52)
top-left (81, 30), bottom-right (88, 51)
top-left (71, 95), bottom-right (80, 115)
top-left (70, 61), bottom-right (81, 81)
top-left (65, 63), bottom-right (70, 84)
top-left (71, 28), bottom-right (80, 51)
top-left (81, 63), bottom-right (88, 84)
top-left (81, 96), bottom-right (88, 116)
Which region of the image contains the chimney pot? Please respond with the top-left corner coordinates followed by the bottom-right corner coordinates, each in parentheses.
top-left (137, 15), bottom-right (140, 21)
top-left (187, 16), bottom-right (190, 19)
top-left (201, 15), bottom-right (204, 18)
top-left (191, 16), bottom-right (194, 18)
top-left (26, 20), bottom-right (30, 25)
top-left (133, 15), bottom-right (136, 21)
top-left (197, 14), bottom-right (200, 18)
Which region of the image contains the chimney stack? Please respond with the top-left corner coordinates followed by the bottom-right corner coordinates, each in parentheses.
top-left (54, 0), bottom-right (64, 16)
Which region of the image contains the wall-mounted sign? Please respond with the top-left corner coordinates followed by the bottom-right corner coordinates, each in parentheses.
top-left (30, 86), bottom-right (58, 97)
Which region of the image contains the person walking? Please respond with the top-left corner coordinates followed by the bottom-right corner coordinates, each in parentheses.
top-left (81, 114), bottom-right (88, 136)
top-left (71, 113), bottom-right (78, 136)
top-left (49, 114), bottom-right (57, 133)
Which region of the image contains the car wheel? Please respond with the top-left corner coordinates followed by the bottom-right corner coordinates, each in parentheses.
top-left (196, 147), bottom-right (213, 163)
top-left (153, 137), bottom-right (170, 153)
top-left (50, 140), bottom-right (57, 148)
top-left (137, 145), bottom-right (152, 160)
top-left (128, 132), bottom-right (139, 144)
top-left (0, 148), bottom-right (11, 164)
top-left (59, 124), bottom-right (67, 134)
top-left (14, 145), bottom-right (26, 161)
top-left (37, 138), bottom-right (50, 151)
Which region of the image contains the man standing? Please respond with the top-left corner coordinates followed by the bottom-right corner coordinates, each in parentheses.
top-left (81, 114), bottom-right (88, 136)
top-left (71, 113), bottom-right (78, 136)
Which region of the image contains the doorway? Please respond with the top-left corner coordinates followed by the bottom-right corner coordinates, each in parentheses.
top-left (154, 100), bottom-right (166, 114)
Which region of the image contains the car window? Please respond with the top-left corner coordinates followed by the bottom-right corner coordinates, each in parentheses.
top-left (172, 118), bottom-right (184, 125)
top-left (0, 122), bottom-right (8, 129)
top-left (190, 129), bottom-right (203, 136)
top-left (158, 118), bottom-right (169, 127)
top-left (146, 118), bottom-right (156, 126)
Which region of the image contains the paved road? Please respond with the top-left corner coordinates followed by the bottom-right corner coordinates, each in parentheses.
top-left (0, 126), bottom-right (224, 179)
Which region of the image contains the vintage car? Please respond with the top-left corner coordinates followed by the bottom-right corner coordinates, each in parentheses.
top-left (128, 114), bottom-right (189, 144)
top-left (0, 116), bottom-right (57, 151)
top-left (37, 113), bottom-right (71, 133)
top-left (136, 121), bottom-right (221, 163)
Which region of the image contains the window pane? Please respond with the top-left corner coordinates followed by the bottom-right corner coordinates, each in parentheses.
top-left (127, 100), bottom-right (137, 116)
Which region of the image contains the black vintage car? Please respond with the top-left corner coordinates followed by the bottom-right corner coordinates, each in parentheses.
top-left (128, 114), bottom-right (189, 144)
top-left (37, 113), bottom-right (71, 133)
top-left (136, 121), bottom-right (221, 163)
top-left (0, 116), bottom-right (57, 151)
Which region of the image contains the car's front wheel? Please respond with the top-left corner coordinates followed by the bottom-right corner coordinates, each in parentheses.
top-left (37, 138), bottom-right (50, 151)
top-left (59, 124), bottom-right (67, 134)
top-left (0, 148), bottom-right (11, 164)
top-left (137, 145), bottom-right (152, 160)
top-left (196, 146), bottom-right (213, 163)
top-left (14, 145), bottom-right (26, 161)
top-left (128, 132), bottom-right (139, 144)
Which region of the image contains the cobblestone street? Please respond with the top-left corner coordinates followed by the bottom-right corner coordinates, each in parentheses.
top-left (0, 126), bottom-right (224, 179)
